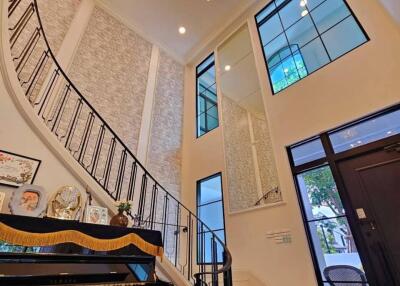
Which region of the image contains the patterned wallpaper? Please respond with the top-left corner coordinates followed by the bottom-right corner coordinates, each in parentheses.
top-left (68, 7), bottom-right (152, 153)
top-left (251, 114), bottom-right (281, 204)
top-left (222, 96), bottom-right (281, 212)
top-left (37, 0), bottom-right (81, 52)
top-left (147, 51), bottom-right (184, 199)
top-left (222, 96), bottom-right (259, 211)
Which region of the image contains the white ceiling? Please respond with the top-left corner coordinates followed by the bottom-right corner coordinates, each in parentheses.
top-left (97, 0), bottom-right (257, 63)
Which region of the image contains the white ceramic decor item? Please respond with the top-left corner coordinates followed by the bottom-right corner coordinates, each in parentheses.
top-left (9, 185), bottom-right (48, 217)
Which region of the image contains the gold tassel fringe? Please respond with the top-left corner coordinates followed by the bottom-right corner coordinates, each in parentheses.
top-left (0, 222), bottom-right (163, 257)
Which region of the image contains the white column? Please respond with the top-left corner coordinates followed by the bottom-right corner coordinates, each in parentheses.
top-left (56, 0), bottom-right (95, 69)
top-left (136, 45), bottom-right (160, 164)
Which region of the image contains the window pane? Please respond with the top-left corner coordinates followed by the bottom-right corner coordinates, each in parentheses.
top-left (198, 175), bottom-right (222, 205)
top-left (199, 202), bottom-right (224, 230)
top-left (278, 0), bottom-right (305, 29)
top-left (311, 0), bottom-right (351, 34)
top-left (308, 217), bottom-right (365, 283)
top-left (297, 166), bottom-right (345, 221)
top-left (290, 138), bottom-right (326, 166)
top-left (196, 54), bottom-right (218, 136)
top-left (300, 37), bottom-right (330, 74)
top-left (198, 230), bottom-right (225, 263)
top-left (329, 109), bottom-right (400, 153)
top-left (197, 54), bottom-right (214, 74)
top-left (256, 0), bottom-right (368, 94)
top-left (321, 16), bottom-right (368, 60)
top-left (286, 16), bottom-right (318, 48)
top-left (258, 14), bottom-right (283, 45)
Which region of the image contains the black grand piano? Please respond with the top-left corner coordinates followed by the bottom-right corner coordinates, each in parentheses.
top-left (0, 214), bottom-right (171, 285)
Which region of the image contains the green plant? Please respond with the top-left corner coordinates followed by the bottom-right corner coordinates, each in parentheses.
top-left (116, 201), bottom-right (132, 212)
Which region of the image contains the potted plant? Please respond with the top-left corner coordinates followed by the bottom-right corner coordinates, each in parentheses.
top-left (110, 201), bottom-right (132, 227)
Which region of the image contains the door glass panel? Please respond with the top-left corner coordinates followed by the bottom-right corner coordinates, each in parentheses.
top-left (297, 166), bottom-right (345, 220)
top-left (291, 138), bottom-right (326, 166)
top-left (329, 109), bottom-right (400, 153)
top-left (297, 166), bottom-right (367, 284)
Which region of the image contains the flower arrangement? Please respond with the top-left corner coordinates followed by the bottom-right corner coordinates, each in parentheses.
top-left (115, 201), bottom-right (132, 213)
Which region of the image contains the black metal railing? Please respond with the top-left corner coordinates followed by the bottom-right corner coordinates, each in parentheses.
top-left (6, 0), bottom-right (232, 285)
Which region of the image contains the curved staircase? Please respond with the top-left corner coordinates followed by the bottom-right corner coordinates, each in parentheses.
top-left (1, 0), bottom-right (232, 285)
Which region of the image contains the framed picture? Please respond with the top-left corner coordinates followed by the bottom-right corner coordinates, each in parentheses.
top-left (0, 150), bottom-right (41, 187)
top-left (85, 205), bottom-right (108, 225)
top-left (9, 185), bottom-right (48, 217)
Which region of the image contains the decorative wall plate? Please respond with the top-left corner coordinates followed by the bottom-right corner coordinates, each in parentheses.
top-left (47, 186), bottom-right (86, 220)
top-left (9, 185), bottom-right (48, 217)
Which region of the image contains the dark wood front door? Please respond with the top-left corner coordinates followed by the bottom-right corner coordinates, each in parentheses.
top-left (338, 143), bottom-right (400, 285)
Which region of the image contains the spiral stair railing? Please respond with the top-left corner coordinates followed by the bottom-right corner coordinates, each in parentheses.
top-left (5, 0), bottom-right (232, 285)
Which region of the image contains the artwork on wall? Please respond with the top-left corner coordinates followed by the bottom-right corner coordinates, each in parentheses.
top-left (85, 205), bottom-right (108, 225)
top-left (47, 186), bottom-right (86, 221)
top-left (0, 150), bottom-right (41, 187)
top-left (9, 185), bottom-right (48, 217)
top-left (0, 192), bottom-right (5, 212)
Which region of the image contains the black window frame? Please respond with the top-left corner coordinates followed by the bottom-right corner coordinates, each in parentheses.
top-left (287, 103), bottom-right (400, 285)
top-left (255, 0), bottom-right (370, 95)
top-left (196, 53), bottom-right (219, 138)
top-left (196, 172), bottom-right (227, 265)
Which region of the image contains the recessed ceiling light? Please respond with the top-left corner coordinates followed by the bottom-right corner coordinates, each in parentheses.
top-left (179, 26), bottom-right (186, 34)
top-left (300, 0), bottom-right (307, 7)
top-left (301, 10), bottom-right (308, 17)
top-left (224, 65), bottom-right (231, 71)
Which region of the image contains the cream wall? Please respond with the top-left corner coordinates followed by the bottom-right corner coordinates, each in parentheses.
top-left (181, 0), bottom-right (400, 285)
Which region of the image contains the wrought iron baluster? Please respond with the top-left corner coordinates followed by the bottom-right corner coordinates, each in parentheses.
top-left (115, 149), bottom-right (127, 201)
top-left (8, 0), bottom-right (22, 17)
top-left (9, 3), bottom-right (34, 47)
top-left (64, 98), bottom-right (83, 148)
top-left (90, 124), bottom-right (105, 175)
top-left (103, 137), bottom-right (116, 192)
top-left (127, 161), bottom-right (137, 201)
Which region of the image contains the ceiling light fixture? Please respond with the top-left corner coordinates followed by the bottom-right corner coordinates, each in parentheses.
top-left (300, 0), bottom-right (307, 7)
top-left (301, 10), bottom-right (308, 17)
top-left (224, 65), bottom-right (231, 71)
top-left (179, 26), bottom-right (186, 34)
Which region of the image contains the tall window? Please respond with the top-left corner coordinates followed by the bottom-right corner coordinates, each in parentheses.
top-left (256, 0), bottom-right (369, 94)
top-left (196, 54), bottom-right (219, 137)
top-left (197, 173), bottom-right (226, 264)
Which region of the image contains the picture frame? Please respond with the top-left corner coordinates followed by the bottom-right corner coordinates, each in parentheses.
top-left (0, 150), bottom-right (41, 187)
top-left (85, 205), bottom-right (108, 225)
top-left (9, 185), bottom-right (48, 217)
